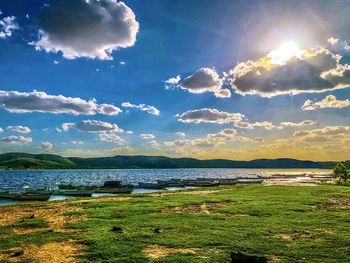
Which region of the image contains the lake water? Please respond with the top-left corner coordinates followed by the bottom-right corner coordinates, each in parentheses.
top-left (0, 168), bottom-right (332, 205)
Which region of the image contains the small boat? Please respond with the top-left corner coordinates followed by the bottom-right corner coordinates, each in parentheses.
top-left (58, 184), bottom-right (94, 190)
top-left (184, 180), bottom-right (220, 187)
top-left (95, 184), bottom-right (134, 194)
top-left (0, 192), bottom-right (51, 201)
top-left (136, 182), bottom-right (167, 189)
top-left (156, 179), bottom-right (186, 187)
top-left (236, 178), bottom-right (264, 184)
top-left (196, 178), bottom-right (238, 185)
top-left (53, 189), bottom-right (94, 196)
top-left (23, 186), bottom-right (53, 195)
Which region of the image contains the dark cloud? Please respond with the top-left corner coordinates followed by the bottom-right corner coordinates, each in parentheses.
top-left (35, 0), bottom-right (139, 60)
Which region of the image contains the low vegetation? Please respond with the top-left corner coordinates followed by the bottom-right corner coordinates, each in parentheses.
top-left (1, 184), bottom-right (350, 262)
top-left (333, 162), bottom-right (350, 183)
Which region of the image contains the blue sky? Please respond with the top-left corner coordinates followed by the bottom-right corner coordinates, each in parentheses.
top-left (0, 0), bottom-right (350, 161)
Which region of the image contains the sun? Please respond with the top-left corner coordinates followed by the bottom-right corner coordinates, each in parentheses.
top-left (268, 41), bottom-right (302, 65)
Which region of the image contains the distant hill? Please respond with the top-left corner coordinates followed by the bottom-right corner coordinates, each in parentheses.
top-left (0, 152), bottom-right (339, 170)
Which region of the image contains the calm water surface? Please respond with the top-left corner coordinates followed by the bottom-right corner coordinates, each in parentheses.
top-left (0, 168), bottom-right (332, 205)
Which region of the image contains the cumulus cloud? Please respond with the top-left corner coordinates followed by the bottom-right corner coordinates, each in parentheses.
top-left (234, 120), bottom-right (315, 130)
top-left (140, 134), bottom-right (155, 140)
top-left (0, 16), bottom-right (19, 39)
top-left (280, 120), bottom-right (316, 127)
top-left (230, 47), bottom-right (350, 97)
top-left (0, 135), bottom-right (32, 145)
top-left (178, 108), bottom-right (244, 124)
top-left (34, 0), bottom-right (139, 60)
top-left (327, 37), bottom-right (339, 46)
top-left (302, 95), bottom-right (350, 111)
top-left (0, 127), bottom-right (3, 133)
top-left (0, 90), bottom-right (121, 115)
top-left (41, 141), bottom-right (53, 151)
top-left (164, 75), bottom-right (181, 89)
top-left (7, 125), bottom-right (31, 134)
top-left (70, 140), bottom-right (84, 145)
top-left (98, 132), bottom-right (125, 145)
top-left (165, 128), bottom-right (263, 148)
top-left (121, 102), bottom-right (160, 115)
top-left (294, 126), bottom-right (350, 143)
top-left (165, 75), bottom-right (181, 85)
top-left (180, 68), bottom-right (231, 98)
top-left (175, 132), bottom-right (186, 137)
top-left (62, 120), bottom-right (123, 133)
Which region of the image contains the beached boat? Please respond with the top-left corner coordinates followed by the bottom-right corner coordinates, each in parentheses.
top-left (196, 178), bottom-right (238, 185)
top-left (156, 179), bottom-right (186, 187)
top-left (0, 192), bottom-right (51, 201)
top-left (184, 180), bottom-right (220, 187)
top-left (23, 186), bottom-right (53, 195)
top-left (58, 184), bottom-right (94, 190)
top-left (53, 189), bottom-right (94, 196)
top-left (136, 182), bottom-right (167, 189)
top-left (236, 178), bottom-right (264, 184)
top-left (95, 185), bottom-right (134, 194)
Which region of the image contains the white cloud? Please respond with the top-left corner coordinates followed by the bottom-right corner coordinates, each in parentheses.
top-left (165, 128), bottom-right (263, 148)
top-left (0, 127), bottom-right (3, 133)
top-left (175, 132), bottom-right (186, 137)
top-left (302, 95), bottom-right (350, 111)
top-left (280, 120), bottom-right (317, 127)
top-left (70, 140), bottom-right (84, 145)
top-left (98, 132), bottom-right (125, 145)
top-left (121, 102), bottom-right (160, 115)
top-left (0, 16), bottom-right (19, 39)
top-left (62, 120), bottom-right (123, 133)
top-left (180, 68), bottom-right (231, 98)
top-left (140, 134), bottom-right (155, 140)
top-left (327, 37), bottom-right (339, 46)
top-left (119, 61), bottom-right (126, 65)
top-left (231, 48), bottom-right (350, 97)
top-left (164, 75), bottom-right (181, 89)
top-left (34, 0), bottom-right (139, 60)
top-left (7, 125), bottom-right (31, 134)
top-left (294, 126), bottom-right (350, 143)
top-left (0, 135), bottom-right (32, 145)
top-left (0, 90), bottom-right (121, 115)
top-left (41, 141), bottom-right (53, 151)
top-left (126, 131), bottom-right (133, 135)
top-left (165, 75), bottom-right (181, 85)
top-left (178, 108), bottom-right (244, 124)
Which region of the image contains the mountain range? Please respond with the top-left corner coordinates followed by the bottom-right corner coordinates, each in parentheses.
top-left (0, 152), bottom-right (344, 170)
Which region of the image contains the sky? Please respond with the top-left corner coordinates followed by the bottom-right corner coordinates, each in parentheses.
top-left (0, 0), bottom-right (350, 161)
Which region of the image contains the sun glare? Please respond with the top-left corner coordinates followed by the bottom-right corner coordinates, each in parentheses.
top-left (268, 41), bottom-right (302, 65)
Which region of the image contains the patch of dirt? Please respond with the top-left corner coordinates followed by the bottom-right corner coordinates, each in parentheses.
top-left (314, 197), bottom-right (350, 211)
top-left (70, 196), bottom-right (132, 204)
top-left (22, 240), bottom-right (84, 263)
top-left (264, 181), bottom-right (318, 186)
top-left (0, 202), bottom-right (84, 232)
top-left (162, 201), bottom-right (233, 216)
top-left (273, 231), bottom-right (314, 241)
top-left (143, 245), bottom-right (219, 260)
top-left (12, 227), bottom-right (49, 235)
top-left (149, 189), bottom-right (223, 197)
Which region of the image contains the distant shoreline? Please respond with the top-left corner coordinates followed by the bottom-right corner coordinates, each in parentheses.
top-left (0, 152), bottom-right (342, 170)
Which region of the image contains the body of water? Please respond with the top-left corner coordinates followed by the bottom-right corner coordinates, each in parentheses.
top-left (0, 168), bottom-right (332, 205)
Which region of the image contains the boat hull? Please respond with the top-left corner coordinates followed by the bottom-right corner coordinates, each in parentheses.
top-left (0, 193), bottom-right (51, 201)
top-left (53, 190), bottom-right (94, 196)
top-left (95, 186), bottom-right (134, 194)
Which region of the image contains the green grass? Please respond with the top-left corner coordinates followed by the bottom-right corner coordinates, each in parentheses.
top-left (1, 184), bottom-right (350, 262)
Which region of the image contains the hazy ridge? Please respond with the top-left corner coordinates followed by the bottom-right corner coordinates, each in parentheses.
top-left (0, 152), bottom-right (343, 169)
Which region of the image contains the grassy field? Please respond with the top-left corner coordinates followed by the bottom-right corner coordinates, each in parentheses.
top-left (0, 184), bottom-right (350, 262)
